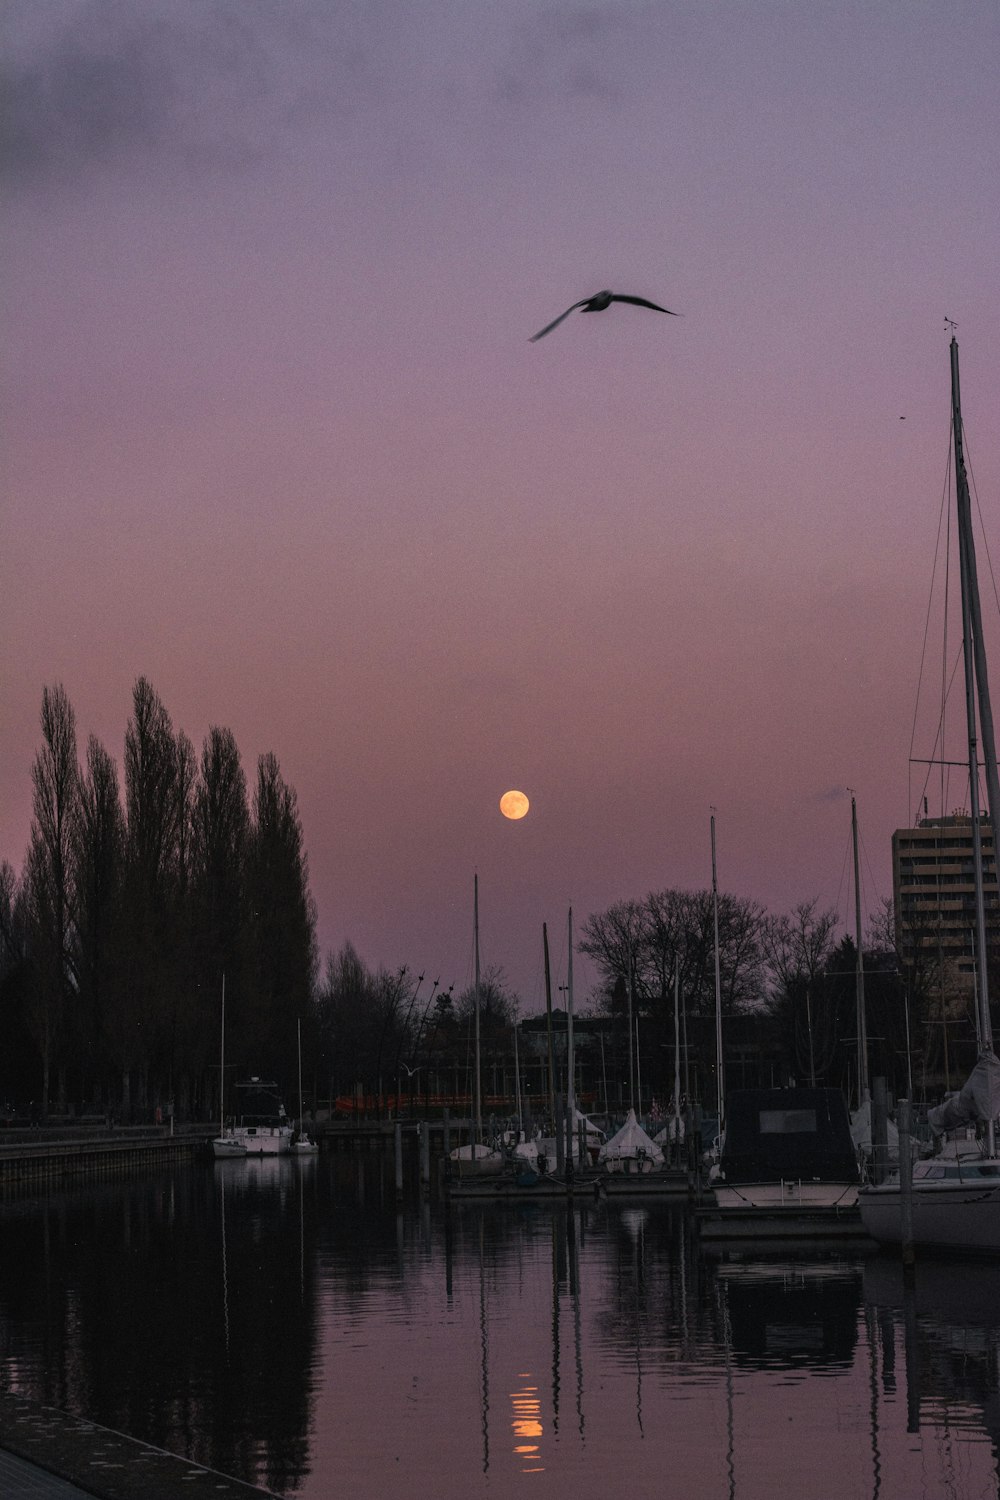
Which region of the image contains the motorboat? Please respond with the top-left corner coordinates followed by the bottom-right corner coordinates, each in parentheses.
top-left (710, 1088), bottom-right (859, 1210)
top-left (231, 1078), bottom-right (294, 1155)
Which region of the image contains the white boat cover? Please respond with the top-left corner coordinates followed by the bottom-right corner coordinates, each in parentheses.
top-left (928, 1050), bottom-right (1000, 1134)
top-left (598, 1109), bottom-right (665, 1167)
top-left (653, 1114), bottom-right (685, 1146)
top-left (849, 1101), bottom-right (899, 1158)
top-left (572, 1107), bottom-right (606, 1143)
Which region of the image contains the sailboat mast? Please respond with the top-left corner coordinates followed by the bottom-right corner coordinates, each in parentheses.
top-left (513, 1018), bottom-right (523, 1133)
top-left (566, 907), bottom-right (575, 1113)
top-left (851, 793), bottom-right (870, 1106)
top-left (711, 813), bottom-right (724, 1133)
top-left (951, 335), bottom-right (998, 1058)
top-left (474, 873), bottom-right (482, 1144)
top-left (673, 953), bottom-right (682, 1129)
top-left (543, 923), bottom-right (555, 1115)
top-left (297, 1016), bottom-right (304, 1129)
top-left (220, 973), bottom-right (226, 1137)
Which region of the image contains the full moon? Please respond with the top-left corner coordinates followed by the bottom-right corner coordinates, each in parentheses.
top-left (499, 789), bottom-right (530, 820)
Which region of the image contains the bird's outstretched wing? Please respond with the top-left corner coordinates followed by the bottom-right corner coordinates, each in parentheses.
top-left (529, 300), bottom-right (588, 341)
top-left (611, 295), bottom-right (680, 315)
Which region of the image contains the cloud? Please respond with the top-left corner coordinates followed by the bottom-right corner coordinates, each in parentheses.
top-left (496, 6), bottom-right (632, 107)
top-left (1, 0), bottom-right (381, 189)
top-left (812, 785), bottom-right (848, 805)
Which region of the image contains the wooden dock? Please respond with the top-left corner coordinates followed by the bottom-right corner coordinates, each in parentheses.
top-left (0, 1128), bottom-right (213, 1189)
top-left (446, 1166), bottom-right (692, 1201)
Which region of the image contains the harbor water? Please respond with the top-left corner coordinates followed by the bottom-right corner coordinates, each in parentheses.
top-left (0, 1147), bottom-right (997, 1499)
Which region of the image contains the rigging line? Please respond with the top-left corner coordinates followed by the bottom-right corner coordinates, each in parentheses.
top-left (833, 815), bottom-right (852, 935)
top-left (963, 427), bottom-right (1000, 619)
top-left (908, 439), bottom-right (955, 823)
top-left (857, 820), bottom-right (885, 918)
top-left (911, 646), bottom-right (965, 822)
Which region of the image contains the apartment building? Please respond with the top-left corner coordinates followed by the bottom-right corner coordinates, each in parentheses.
top-left (892, 814), bottom-right (999, 982)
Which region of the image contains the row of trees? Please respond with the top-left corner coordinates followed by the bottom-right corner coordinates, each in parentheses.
top-left (311, 886), bottom-right (987, 1122)
top-left (3, 681), bottom-right (991, 1121)
top-left (0, 679), bottom-right (316, 1120)
top-left (579, 889), bottom-right (993, 1109)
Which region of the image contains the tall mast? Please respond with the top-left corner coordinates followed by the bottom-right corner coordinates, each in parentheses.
top-left (474, 873), bottom-right (482, 1144)
top-left (711, 813), bottom-right (725, 1133)
top-left (543, 923), bottom-right (555, 1116)
top-left (673, 953), bottom-right (681, 1133)
top-left (851, 793), bottom-right (870, 1106)
top-left (951, 335), bottom-right (998, 1060)
top-left (627, 947), bottom-right (636, 1113)
top-left (566, 906), bottom-right (575, 1113)
top-left (219, 973), bottom-right (226, 1137)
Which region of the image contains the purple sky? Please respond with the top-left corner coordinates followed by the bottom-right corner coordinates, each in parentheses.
top-left (3, 2), bottom-right (999, 1010)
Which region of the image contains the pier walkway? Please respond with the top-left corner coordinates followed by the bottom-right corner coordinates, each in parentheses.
top-left (0, 1394), bottom-right (279, 1500)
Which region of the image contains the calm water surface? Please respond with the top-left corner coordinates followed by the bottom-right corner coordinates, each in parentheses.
top-left (0, 1148), bottom-right (997, 1499)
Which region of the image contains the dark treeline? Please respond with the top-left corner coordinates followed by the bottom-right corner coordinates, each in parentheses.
top-left (580, 889), bottom-right (996, 1110)
top-left (0, 679), bottom-right (316, 1122)
top-left (315, 947), bottom-right (518, 1114)
top-left (3, 685), bottom-right (992, 1122)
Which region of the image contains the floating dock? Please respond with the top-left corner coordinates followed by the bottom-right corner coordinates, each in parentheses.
top-left (446, 1167), bottom-right (691, 1201)
top-left (695, 1203), bottom-right (873, 1245)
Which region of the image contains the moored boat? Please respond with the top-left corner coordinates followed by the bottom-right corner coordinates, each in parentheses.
top-left (710, 1087), bottom-right (859, 1210)
top-left (231, 1077), bottom-right (294, 1155)
top-left (599, 1108), bottom-right (665, 1175)
top-left (859, 334), bottom-right (1000, 1255)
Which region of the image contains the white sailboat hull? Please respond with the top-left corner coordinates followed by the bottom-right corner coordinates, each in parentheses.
top-left (860, 1174), bottom-right (1000, 1252)
top-left (234, 1125), bottom-right (294, 1156)
top-left (212, 1135), bottom-right (247, 1160)
top-left (449, 1143), bottom-right (504, 1177)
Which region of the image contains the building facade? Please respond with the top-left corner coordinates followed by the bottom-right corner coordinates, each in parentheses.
top-left (892, 814), bottom-right (998, 983)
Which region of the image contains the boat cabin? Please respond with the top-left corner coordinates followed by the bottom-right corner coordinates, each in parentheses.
top-left (717, 1088), bottom-right (859, 1185)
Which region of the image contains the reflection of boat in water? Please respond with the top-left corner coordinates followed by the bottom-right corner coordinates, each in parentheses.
top-left (863, 1256), bottom-right (1000, 1454)
top-left (710, 1088), bottom-right (859, 1210)
top-left (717, 1260), bottom-right (862, 1370)
top-left (232, 1078), bottom-right (294, 1155)
top-left (859, 336), bottom-right (1000, 1255)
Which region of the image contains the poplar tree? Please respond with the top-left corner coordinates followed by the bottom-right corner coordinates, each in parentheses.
top-left (72, 736), bottom-right (126, 1105)
top-left (25, 683), bottom-right (79, 1114)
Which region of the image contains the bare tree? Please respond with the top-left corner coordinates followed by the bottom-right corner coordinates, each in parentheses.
top-left (761, 900), bottom-right (839, 1084)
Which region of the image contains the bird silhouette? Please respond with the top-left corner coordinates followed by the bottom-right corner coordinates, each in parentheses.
top-left (530, 289), bottom-right (679, 342)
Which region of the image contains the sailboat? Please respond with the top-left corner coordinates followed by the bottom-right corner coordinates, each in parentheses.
top-left (291, 1017), bottom-right (319, 1155)
top-left (860, 335), bottom-right (1000, 1253)
top-left (212, 976), bottom-right (247, 1160)
top-left (449, 875), bottom-right (504, 1177)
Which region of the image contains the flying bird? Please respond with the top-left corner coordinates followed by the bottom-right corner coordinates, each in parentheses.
top-left (529, 289), bottom-right (679, 342)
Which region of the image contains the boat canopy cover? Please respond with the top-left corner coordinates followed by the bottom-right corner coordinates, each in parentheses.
top-left (598, 1108), bottom-right (665, 1166)
top-left (849, 1100), bottom-right (899, 1158)
top-left (572, 1106), bottom-right (606, 1142)
top-left (235, 1080), bottom-right (287, 1123)
top-left (718, 1088), bottom-right (858, 1184)
top-left (927, 1051), bottom-right (1000, 1134)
